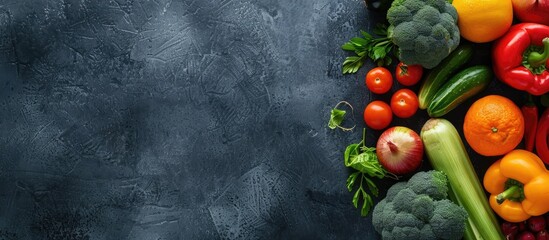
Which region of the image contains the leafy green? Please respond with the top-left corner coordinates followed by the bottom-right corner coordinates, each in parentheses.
top-left (328, 108), bottom-right (346, 129)
top-left (341, 25), bottom-right (394, 74)
top-left (344, 128), bottom-right (390, 216)
top-left (328, 101), bottom-right (355, 131)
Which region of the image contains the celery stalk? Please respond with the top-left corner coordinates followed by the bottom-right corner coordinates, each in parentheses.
top-left (420, 118), bottom-right (503, 240)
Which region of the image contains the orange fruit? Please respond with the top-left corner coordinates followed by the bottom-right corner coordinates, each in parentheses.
top-left (452, 0), bottom-right (513, 43)
top-left (463, 95), bottom-right (524, 156)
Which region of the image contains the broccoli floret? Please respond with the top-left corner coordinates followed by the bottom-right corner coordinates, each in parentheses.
top-left (391, 226), bottom-right (422, 239)
top-left (430, 200), bottom-right (468, 239)
top-left (387, 5), bottom-right (413, 26)
top-left (372, 171), bottom-right (468, 240)
top-left (385, 181), bottom-right (407, 202)
top-left (381, 202), bottom-right (398, 231)
top-left (372, 199), bottom-right (386, 233)
top-left (413, 6), bottom-right (441, 26)
top-left (392, 188), bottom-right (417, 213)
top-left (389, 212), bottom-right (423, 239)
top-left (420, 225), bottom-right (437, 240)
top-left (406, 170), bottom-right (448, 200)
top-left (386, 0), bottom-right (460, 68)
top-left (411, 194), bottom-right (435, 222)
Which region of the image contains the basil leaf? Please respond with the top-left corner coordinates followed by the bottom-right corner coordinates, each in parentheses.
top-left (344, 143), bottom-right (360, 167)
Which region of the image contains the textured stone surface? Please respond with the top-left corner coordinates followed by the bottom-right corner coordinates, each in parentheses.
top-left (0, 0), bottom-right (519, 239)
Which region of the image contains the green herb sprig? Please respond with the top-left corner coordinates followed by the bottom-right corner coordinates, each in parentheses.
top-left (344, 128), bottom-right (396, 216)
top-left (341, 24), bottom-right (394, 74)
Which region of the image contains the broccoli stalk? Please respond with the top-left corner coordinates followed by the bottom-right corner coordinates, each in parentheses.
top-left (342, 0), bottom-right (460, 74)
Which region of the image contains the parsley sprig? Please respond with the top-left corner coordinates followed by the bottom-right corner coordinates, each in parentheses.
top-left (341, 24), bottom-right (394, 74)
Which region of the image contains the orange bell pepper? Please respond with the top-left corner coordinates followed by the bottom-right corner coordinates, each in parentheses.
top-left (483, 149), bottom-right (549, 222)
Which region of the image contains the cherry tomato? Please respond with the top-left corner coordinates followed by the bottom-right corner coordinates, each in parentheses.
top-left (395, 62), bottom-right (423, 86)
top-left (390, 89), bottom-right (419, 118)
top-left (364, 100), bottom-right (392, 130)
top-left (365, 67), bottom-right (393, 94)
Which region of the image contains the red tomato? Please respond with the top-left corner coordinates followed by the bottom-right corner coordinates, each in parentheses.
top-left (390, 89), bottom-right (419, 118)
top-left (395, 62), bottom-right (423, 86)
top-left (364, 100), bottom-right (392, 130)
top-left (365, 67), bottom-right (393, 94)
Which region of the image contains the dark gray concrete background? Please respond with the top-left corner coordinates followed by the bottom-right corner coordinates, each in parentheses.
top-left (0, 0), bottom-right (519, 239)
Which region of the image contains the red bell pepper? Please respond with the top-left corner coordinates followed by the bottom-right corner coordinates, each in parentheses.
top-left (492, 23), bottom-right (549, 96)
top-left (536, 107), bottom-right (549, 164)
top-left (522, 95), bottom-right (538, 152)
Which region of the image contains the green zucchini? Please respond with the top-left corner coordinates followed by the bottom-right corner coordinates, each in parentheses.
top-left (418, 45), bottom-right (474, 109)
top-left (427, 65), bottom-right (492, 117)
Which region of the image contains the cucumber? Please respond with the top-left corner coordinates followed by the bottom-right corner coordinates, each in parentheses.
top-left (427, 65), bottom-right (493, 117)
top-left (418, 45), bottom-right (474, 109)
top-left (427, 65), bottom-right (492, 117)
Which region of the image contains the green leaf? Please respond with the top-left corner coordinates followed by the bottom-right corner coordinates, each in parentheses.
top-left (352, 189), bottom-right (360, 208)
top-left (360, 30), bottom-right (373, 39)
top-left (346, 172), bottom-right (360, 192)
top-left (341, 42), bottom-right (356, 51)
top-left (373, 47), bottom-right (387, 61)
top-left (328, 108), bottom-right (346, 129)
top-left (350, 37), bottom-right (368, 46)
top-left (344, 143), bottom-right (360, 167)
top-left (343, 56), bottom-right (360, 65)
top-left (360, 146), bottom-right (376, 152)
top-left (373, 24), bottom-right (388, 36)
top-left (343, 58), bottom-right (364, 74)
top-left (352, 62), bottom-right (362, 73)
top-left (361, 191), bottom-right (373, 216)
top-left (364, 176), bottom-right (379, 196)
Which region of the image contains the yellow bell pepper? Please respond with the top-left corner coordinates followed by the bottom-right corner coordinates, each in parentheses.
top-left (483, 149), bottom-right (549, 222)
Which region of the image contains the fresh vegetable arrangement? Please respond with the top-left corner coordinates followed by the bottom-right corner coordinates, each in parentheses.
top-left (331, 0), bottom-right (549, 239)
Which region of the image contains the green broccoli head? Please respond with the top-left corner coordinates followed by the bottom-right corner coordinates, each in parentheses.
top-left (430, 199), bottom-right (468, 239)
top-left (406, 170), bottom-right (448, 200)
top-left (372, 171), bottom-right (468, 240)
top-left (387, 0), bottom-right (459, 69)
